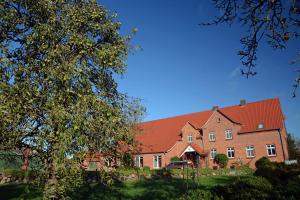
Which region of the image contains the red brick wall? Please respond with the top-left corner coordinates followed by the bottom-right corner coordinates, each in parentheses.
top-left (202, 111), bottom-right (287, 168)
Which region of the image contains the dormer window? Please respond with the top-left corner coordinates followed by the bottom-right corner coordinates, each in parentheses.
top-left (187, 134), bottom-right (193, 143)
top-left (257, 123), bottom-right (264, 129)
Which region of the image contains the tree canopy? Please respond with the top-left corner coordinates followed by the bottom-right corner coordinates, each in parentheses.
top-left (0, 0), bottom-right (144, 199)
top-left (202, 0), bottom-right (300, 97)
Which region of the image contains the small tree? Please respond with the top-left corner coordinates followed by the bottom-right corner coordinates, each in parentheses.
top-left (214, 154), bottom-right (229, 168)
top-left (287, 133), bottom-right (300, 160)
top-left (170, 156), bottom-right (180, 162)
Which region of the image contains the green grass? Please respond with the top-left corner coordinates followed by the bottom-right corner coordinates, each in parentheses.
top-left (0, 175), bottom-right (241, 200)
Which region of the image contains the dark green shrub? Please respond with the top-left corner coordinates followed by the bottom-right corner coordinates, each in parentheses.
top-left (178, 189), bottom-right (214, 200)
top-left (214, 154), bottom-right (228, 168)
top-left (153, 168), bottom-right (172, 179)
top-left (255, 156), bottom-right (274, 169)
top-left (142, 166), bottom-right (150, 171)
top-left (121, 152), bottom-right (134, 167)
top-left (170, 156), bottom-right (180, 162)
top-left (213, 176), bottom-right (272, 200)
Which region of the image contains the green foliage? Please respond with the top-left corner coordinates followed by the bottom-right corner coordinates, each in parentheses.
top-left (142, 166), bottom-right (150, 171)
top-left (121, 152), bottom-right (134, 168)
top-left (170, 156), bottom-right (180, 162)
top-left (213, 176), bottom-right (273, 200)
top-left (287, 133), bottom-right (300, 160)
top-left (177, 189), bottom-right (214, 200)
top-left (153, 168), bottom-right (172, 179)
top-left (214, 154), bottom-right (228, 168)
top-left (0, 0), bottom-right (144, 199)
top-left (255, 157), bottom-right (273, 169)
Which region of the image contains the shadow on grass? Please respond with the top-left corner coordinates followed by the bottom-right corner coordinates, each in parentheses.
top-left (71, 178), bottom-right (196, 200)
top-left (0, 183), bottom-right (41, 200)
top-left (0, 176), bottom-right (240, 200)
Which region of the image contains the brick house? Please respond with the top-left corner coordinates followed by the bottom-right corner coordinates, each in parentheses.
top-left (133, 98), bottom-right (289, 169)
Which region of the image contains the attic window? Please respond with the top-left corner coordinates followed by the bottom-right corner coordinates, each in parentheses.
top-left (257, 123), bottom-right (264, 129)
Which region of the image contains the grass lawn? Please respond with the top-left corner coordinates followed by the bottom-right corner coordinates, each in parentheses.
top-left (0, 175), bottom-right (240, 200)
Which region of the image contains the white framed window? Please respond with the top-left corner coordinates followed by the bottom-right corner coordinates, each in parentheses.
top-left (227, 147), bottom-right (235, 158)
top-left (153, 155), bottom-right (162, 169)
top-left (210, 149), bottom-right (217, 159)
top-left (225, 129), bottom-right (233, 140)
top-left (209, 132), bottom-right (216, 141)
top-left (135, 156), bottom-right (143, 168)
top-left (187, 134), bottom-right (193, 143)
top-left (246, 145), bottom-right (255, 158)
top-left (266, 144), bottom-right (276, 156)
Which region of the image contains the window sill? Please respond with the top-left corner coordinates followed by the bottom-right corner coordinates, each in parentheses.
top-left (225, 138), bottom-right (233, 140)
top-left (246, 156), bottom-right (255, 159)
top-left (267, 155), bottom-right (277, 157)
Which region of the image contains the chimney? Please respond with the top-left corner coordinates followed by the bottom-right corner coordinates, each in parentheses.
top-left (240, 99), bottom-right (246, 106)
top-left (212, 106), bottom-right (218, 111)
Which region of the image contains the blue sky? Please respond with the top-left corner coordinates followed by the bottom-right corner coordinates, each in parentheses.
top-left (99, 0), bottom-right (300, 137)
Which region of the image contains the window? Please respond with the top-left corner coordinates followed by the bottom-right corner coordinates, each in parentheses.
top-left (210, 149), bottom-right (217, 159)
top-left (266, 144), bottom-right (276, 156)
top-left (246, 145), bottom-right (255, 158)
top-left (209, 132), bottom-right (216, 141)
top-left (258, 123), bottom-right (264, 129)
top-left (135, 156), bottom-right (143, 168)
top-left (187, 134), bottom-right (193, 143)
top-left (153, 155), bottom-right (162, 169)
top-left (225, 129), bottom-right (233, 140)
top-left (227, 147), bottom-right (235, 158)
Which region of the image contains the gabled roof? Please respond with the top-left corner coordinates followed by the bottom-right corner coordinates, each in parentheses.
top-left (136, 98), bottom-right (284, 154)
top-left (179, 144), bottom-right (206, 157)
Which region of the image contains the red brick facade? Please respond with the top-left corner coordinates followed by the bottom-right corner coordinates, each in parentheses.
top-left (134, 98), bottom-right (289, 169)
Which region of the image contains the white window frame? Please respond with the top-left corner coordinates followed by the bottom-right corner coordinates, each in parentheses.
top-left (135, 155), bottom-right (143, 168)
top-left (227, 147), bottom-right (235, 158)
top-left (153, 155), bottom-right (162, 169)
top-left (246, 145), bottom-right (255, 158)
top-left (266, 144), bottom-right (276, 156)
top-left (225, 129), bottom-right (233, 140)
top-left (187, 134), bottom-right (193, 143)
top-left (208, 132), bottom-right (216, 141)
top-left (210, 148), bottom-right (217, 159)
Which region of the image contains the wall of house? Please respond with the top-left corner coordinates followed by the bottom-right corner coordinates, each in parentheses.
top-left (136, 123), bottom-right (202, 169)
top-left (202, 111), bottom-right (287, 168)
top-left (202, 111), bottom-right (241, 168)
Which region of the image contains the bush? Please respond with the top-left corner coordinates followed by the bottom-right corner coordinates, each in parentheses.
top-left (214, 154), bottom-right (228, 168)
top-left (170, 156), bottom-right (180, 162)
top-left (213, 176), bottom-right (272, 200)
top-left (177, 189), bottom-right (214, 200)
top-left (255, 156), bottom-right (274, 169)
top-left (153, 168), bottom-right (172, 179)
top-left (142, 166), bottom-right (150, 171)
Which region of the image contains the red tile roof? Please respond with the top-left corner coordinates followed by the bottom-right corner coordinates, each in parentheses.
top-left (136, 98), bottom-right (284, 154)
top-left (190, 143), bottom-right (205, 155)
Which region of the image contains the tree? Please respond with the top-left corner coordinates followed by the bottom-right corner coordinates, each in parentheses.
top-left (287, 133), bottom-right (300, 160)
top-left (214, 153), bottom-right (229, 168)
top-left (202, 0), bottom-right (300, 97)
top-left (0, 0), bottom-right (144, 199)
